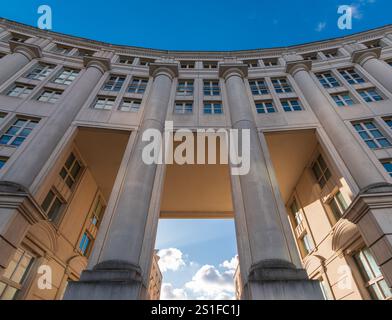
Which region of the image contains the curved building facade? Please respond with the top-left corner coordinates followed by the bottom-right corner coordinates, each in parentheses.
top-left (0, 19), bottom-right (391, 300)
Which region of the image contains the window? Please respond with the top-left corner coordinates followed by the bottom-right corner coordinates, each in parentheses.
top-left (312, 155), bottom-right (332, 188)
top-left (203, 61), bottom-right (218, 69)
top-left (354, 248), bottom-right (392, 300)
top-left (263, 58), bottom-right (278, 66)
top-left (52, 44), bottom-right (72, 55)
top-left (244, 60), bottom-right (258, 68)
top-left (319, 279), bottom-right (333, 300)
top-left (177, 80), bottom-right (194, 96)
top-left (358, 88), bottom-right (384, 103)
top-left (383, 118), bottom-right (392, 129)
top-left (339, 69), bottom-right (365, 85)
top-left (301, 233), bottom-right (314, 255)
top-left (203, 80), bottom-right (220, 96)
top-left (174, 101), bottom-right (193, 114)
top-left (93, 96), bottom-right (115, 110)
top-left (53, 68), bottom-right (79, 85)
top-left (363, 40), bottom-right (381, 49)
top-left (75, 48), bottom-right (94, 57)
top-left (249, 79), bottom-right (269, 95)
top-left (119, 99), bottom-right (141, 112)
top-left (139, 58), bottom-right (155, 66)
top-left (290, 200), bottom-right (304, 227)
top-left (0, 118), bottom-right (39, 147)
top-left (328, 191), bottom-right (348, 222)
top-left (281, 99), bottom-right (302, 112)
top-left (180, 61), bottom-right (195, 69)
top-left (102, 75), bottom-right (126, 92)
top-left (204, 102), bottom-right (223, 114)
top-left (9, 34), bottom-right (28, 43)
top-left (271, 78), bottom-right (292, 93)
top-left (0, 157), bottom-right (8, 169)
top-left (387, 60), bottom-right (392, 67)
top-left (331, 93), bottom-right (355, 107)
top-left (79, 196), bottom-right (105, 257)
top-left (128, 78), bottom-right (148, 94)
top-left (0, 113), bottom-right (6, 124)
top-left (59, 152), bottom-right (82, 189)
top-left (7, 84), bottom-right (34, 98)
top-left (37, 89), bottom-right (62, 103)
top-left (255, 101), bottom-right (275, 114)
top-left (316, 72), bottom-right (340, 88)
top-left (381, 160), bottom-right (392, 177)
top-left (118, 56), bottom-right (134, 65)
top-left (0, 248), bottom-right (34, 300)
top-left (353, 121), bottom-right (392, 149)
top-left (41, 189), bottom-right (64, 221)
top-left (323, 50), bottom-right (339, 59)
top-left (26, 63), bottom-right (54, 81)
top-left (303, 52), bottom-right (318, 61)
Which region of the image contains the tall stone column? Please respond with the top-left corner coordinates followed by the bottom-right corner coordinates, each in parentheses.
top-left (0, 38), bottom-right (46, 86)
top-left (220, 63), bottom-right (323, 300)
top-left (286, 60), bottom-right (392, 287)
top-left (64, 62), bottom-right (178, 300)
top-left (0, 56), bottom-right (110, 276)
top-left (351, 47), bottom-right (392, 94)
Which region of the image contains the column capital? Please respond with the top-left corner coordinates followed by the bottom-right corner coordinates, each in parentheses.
top-left (149, 62), bottom-right (179, 79)
top-left (9, 40), bottom-right (42, 60)
top-left (285, 60), bottom-right (312, 76)
top-left (351, 47), bottom-right (381, 66)
top-left (83, 56), bottom-right (111, 74)
top-left (218, 63), bottom-right (248, 79)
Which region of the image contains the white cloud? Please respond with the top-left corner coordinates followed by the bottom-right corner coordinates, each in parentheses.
top-left (185, 264), bottom-right (235, 300)
top-left (220, 255), bottom-right (238, 273)
top-left (350, 0), bottom-right (377, 20)
top-left (315, 21), bottom-right (327, 32)
top-left (157, 248), bottom-right (186, 272)
top-left (160, 283), bottom-right (188, 300)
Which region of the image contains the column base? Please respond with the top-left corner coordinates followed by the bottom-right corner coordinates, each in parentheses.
top-left (241, 260), bottom-right (324, 300)
top-left (63, 261), bottom-right (147, 300)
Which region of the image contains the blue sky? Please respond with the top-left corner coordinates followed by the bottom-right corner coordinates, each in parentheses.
top-left (0, 0), bottom-right (391, 50)
top-left (1, 0), bottom-right (390, 299)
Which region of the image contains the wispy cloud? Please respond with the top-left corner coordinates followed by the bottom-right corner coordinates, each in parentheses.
top-left (315, 21), bottom-right (327, 32)
top-left (349, 0), bottom-right (377, 20)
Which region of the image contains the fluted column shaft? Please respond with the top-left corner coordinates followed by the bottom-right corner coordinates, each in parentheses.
top-left (287, 61), bottom-right (386, 190)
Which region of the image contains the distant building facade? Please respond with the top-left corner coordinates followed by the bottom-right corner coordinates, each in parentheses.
top-left (0, 19), bottom-right (391, 299)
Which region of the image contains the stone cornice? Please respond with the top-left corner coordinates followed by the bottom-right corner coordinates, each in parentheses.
top-left (9, 40), bottom-right (42, 60)
top-left (149, 62), bottom-right (179, 79)
top-left (351, 47), bottom-right (382, 65)
top-left (83, 56), bottom-right (111, 73)
top-left (285, 60), bottom-right (312, 75)
top-left (218, 63), bottom-right (248, 79)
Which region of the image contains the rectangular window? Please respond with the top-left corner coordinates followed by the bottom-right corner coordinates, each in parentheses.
top-left (118, 56), bottom-right (134, 65)
top-left (281, 99), bottom-right (302, 112)
top-left (53, 68), bottom-right (79, 85)
top-left (52, 44), bottom-right (72, 55)
top-left (381, 160), bottom-right (392, 177)
top-left (263, 58), bottom-right (278, 66)
top-left (203, 80), bottom-right (220, 96)
top-left (249, 79), bottom-right (269, 95)
top-left (79, 232), bottom-right (92, 256)
top-left (0, 157), bottom-right (8, 169)
top-left (119, 98), bottom-right (141, 112)
top-left (203, 61), bottom-right (218, 69)
top-left (174, 101), bottom-right (193, 114)
top-left (290, 200), bottom-right (304, 227)
top-left (358, 88), bottom-right (384, 103)
top-left (75, 49), bottom-right (94, 57)
top-left (353, 121), bottom-right (392, 149)
top-left (0, 248), bottom-right (34, 300)
top-left (255, 101), bottom-right (275, 114)
top-left (128, 78), bottom-right (148, 94)
top-left (59, 152), bottom-right (82, 189)
top-left (26, 63), bottom-right (54, 81)
top-left (328, 191), bottom-right (348, 222)
top-left (37, 89), bottom-right (63, 103)
top-left (331, 93), bottom-right (354, 107)
top-left (339, 69), bottom-right (365, 85)
top-left (0, 118), bottom-right (39, 147)
top-left (272, 77), bottom-right (293, 93)
top-left (139, 58), bottom-right (155, 66)
top-left (204, 102), bottom-right (222, 114)
top-left (301, 233), bottom-right (314, 254)
top-left (312, 155), bottom-right (332, 188)
top-left (41, 189), bottom-right (64, 221)
top-left (102, 75), bottom-right (125, 92)
top-left (93, 96), bottom-right (115, 110)
top-left (303, 52), bottom-right (318, 61)
top-left (177, 80), bottom-right (194, 96)
top-left (383, 118), bottom-right (392, 129)
top-left (244, 60), bottom-right (258, 68)
top-left (7, 84), bottom-right (34, 98)
top-left (316, 72), bottom-right (340, 88)
top-left (180, 61), bottom-right (195, 69)
top-left (323, 50), bottom-right (339, 59)
top-left (354, 248), bottom-right (392, 300)
top-left (319, 279), bottom-right (333, 300)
